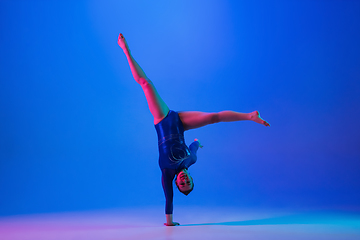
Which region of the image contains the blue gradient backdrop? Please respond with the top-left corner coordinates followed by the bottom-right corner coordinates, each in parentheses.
top-left (1, 0), bottom-right (359, 216)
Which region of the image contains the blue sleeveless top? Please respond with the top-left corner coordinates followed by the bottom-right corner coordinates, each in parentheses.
top-left (155, 110), bottom-right (197, 171)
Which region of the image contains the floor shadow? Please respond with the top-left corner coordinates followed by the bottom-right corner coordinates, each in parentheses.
top-left (181, 213), bottom-right (360, 227)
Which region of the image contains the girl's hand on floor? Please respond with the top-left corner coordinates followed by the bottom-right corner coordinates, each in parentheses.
top-left (164, 222), bottom-right (180, 226)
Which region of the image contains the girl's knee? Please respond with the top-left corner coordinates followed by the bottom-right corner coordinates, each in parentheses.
top-left (139, 78), bottom-right (154, 90)
top-left (210, 113), bottom-right (220, 124)
top-left (138, 77), bottom-right (152, 86)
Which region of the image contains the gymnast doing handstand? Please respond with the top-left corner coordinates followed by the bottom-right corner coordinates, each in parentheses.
top-left (118, 33), bottom-right (270, 226)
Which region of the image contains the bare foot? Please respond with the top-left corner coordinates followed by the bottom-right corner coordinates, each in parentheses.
top-left (118, 33), bottom-right (129, 52)
top-left (249, 111), bottom-right (270, 127)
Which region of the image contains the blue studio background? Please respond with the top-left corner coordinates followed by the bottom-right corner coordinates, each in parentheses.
top-left (0, 0), bottom-right (359, 216)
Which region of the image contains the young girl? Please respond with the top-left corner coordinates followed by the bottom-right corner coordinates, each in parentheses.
top-left (118, 33), bottom-right (270, 226)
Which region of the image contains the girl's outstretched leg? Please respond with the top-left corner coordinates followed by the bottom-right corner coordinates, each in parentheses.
top-left (179, 110), bottom-right (270, 131)
top-left (118, 33), bottom-right (169, 124)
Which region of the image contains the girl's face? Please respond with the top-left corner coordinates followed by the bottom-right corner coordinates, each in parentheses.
top-left (176, 169), bottom-right (193, 192)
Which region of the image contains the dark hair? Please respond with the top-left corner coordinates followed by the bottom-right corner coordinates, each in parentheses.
top-left (175, 176), bottom-right (194, 196)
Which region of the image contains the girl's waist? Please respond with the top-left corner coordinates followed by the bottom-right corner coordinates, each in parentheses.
top-left (158, 133), bottom-right (185, 146)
